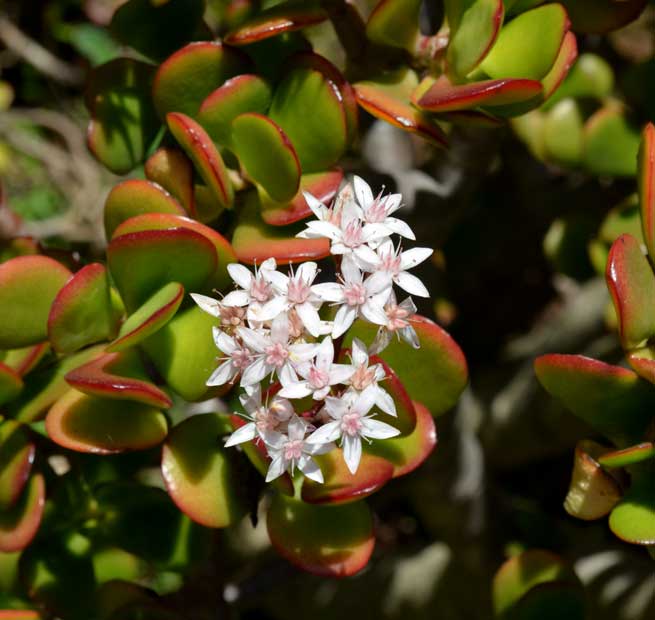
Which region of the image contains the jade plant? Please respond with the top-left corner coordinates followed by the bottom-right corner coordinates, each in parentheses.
top-left (535, 123), bottom-right (655, 555)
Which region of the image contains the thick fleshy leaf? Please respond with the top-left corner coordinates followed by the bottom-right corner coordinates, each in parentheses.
top-left (107, 228), bottom-right (217, 311)
top-left (232, 191), bottom-right (330, 264)
top-left (144, 148), bottom-right (195, 216)
top-left (162, 413), bottom-right (245, 528)
top-left (0, 420), bottom-right (34, 510)
top-left (104, 179), bottom-right (186, 240)
top-left (480, 4), bottom-right (570, 80)
top-left (609, 470), bottom-right (655, 545)
top-left (540, 31), bottom-right (578, 102)
top-left (167, 112), bottom-right (234, 209)
top-left (366, 0), bottom-right (422, 51)
top-left (1, 342), bottom-right (49, 377)
top-left (267, 494), bottom-right (374, 577)
top-left (564, 440), bottom-right (622, 521)
top-left (152, 42), bottom-right (250, 118)
top-left (47, 263), bottom-right (120, 354)
top-left (416, 76), bottom-right (542, 112)
top-left (86, 59), bottom-right (159, 175)
top-left (542, 99), bottom-right (584, 165)
top-left (606, 234), bottom-right (655, 350)
top-left (638, 123), bottom-right (655, 260)
top-left (557, 0), bottom-right (647, 34)
top-left (224, 1), bottom-right (327, 45)
top-left (268, 67), bottom-right (347, 172)
top-left (511, 582), bottom-right (586, 620)
top-left (583, 106), bottom-right (641, 177)
top-left (110, 0), bottom-right (206, 61)
top-left (345, 316), bottom-right (468, 416)
top-left (0, 361), bottom-right (22, 406)
top-left (370, 355), bottom-right (416, 435)
top-left (65, 350), bottom-right (172, 409)
top-left (301, 449), bottom-right (394, 505)
top-left (7, 345), bottom-right (104, 423)
top-left (107, 282), bottom-right (184, 353)
top-left (0, 256), bottom-right (71, 349)
top-left (0, 612), bottom-right (40, 619)
top-left (232, 113), bottom-right (301, 201)
top-left (112, 213), bottom-right (236, 291)
top-left (260, 168), bottom-right (343, 226)
top-left (365, 400), bottom-right (437, 478)
top-left (198, 74), bottom-right (272, 148)
top-left (46, 389), bottom-right (167, 454)
top-left (142, 306), bottom-right (221, 401)
top-left (598, 197), bottom-right (642, 245)
top-left (446, 0), bottom-right (504, 78)
top-left (534, 354), bottom-right (655, 447)
top-left (0, 473), bottom-right (45, 552)
top-left (599, 442), bottom-right (655, 468)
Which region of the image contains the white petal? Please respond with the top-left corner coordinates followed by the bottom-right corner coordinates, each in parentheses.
top-left (342, 435), bottom-right (362, 474)
top-left (350, 338), bottom-right (368, 366)
top-left (224, 423), bottom-right (257, 447)
top-left (353, 175), bottom-right (374, 208)
top-left (265, 455), bottom-right (287, 482)
top-left (312, 282), bottom-right (345, 302)
top-left (304, 220), bottom-right (342, 240)
top-left (374, 387), bottom-right (397, 417)
top-left (289, 342), bottom-right (318, 363)
top-left (362, 223), bottom-right (391, 243)
top-left (296, 302), bottom-right (322, 337)
top-left (297, 261), bottom-right (318, 284)
top-left (384, 217), bottom-right (415, 240)
top-left (395, 271), bottom-right (429, 297)
top-left (278, 381), bottom-right (312, 399)
top-left (190, 294), bottom-right (220, 317)
top-left (355, 386), bottom-right (378, 416)
top-left (303, 191), bottom-right (327, 219)
top-left (370, 327), bottom-right (391, 355)
top-left (329, 363), bottom-right (355, 385)
top-left (383, 193), bottom-right (402, 214)
top-left (266, 270), bottom-right (289, 292)
top-left (400, 325), bottom-right (420, 349)
top-left (240, 357), bottom-right (269, 386)
top-left (315, 336), bottom-right (334, 369)
top-left (262, 429), bottom-right (286, 450)
top-left (332, 305), bottom-right (357, 338)
top-left (237, 327), bottom-right (268, 352)
top-left (400, 247), bottom-right (433, 270)
top-left (306, 439), bottom-right (336, 455)
top-left (306, 420), bottom-right (342, 444)
top-left (341, 254), bottom-right (363, 283)
top-left (324, 396), bottom-right (347, 419)
top-left (330, 242), bottom-right (348, 255)
top-left (364, 270), bottom-right (392, 295)
top-left (260, 257), bottom-right (277, 273)
top-left (206, 361), bottom-right (235, 386)
top-left (270, 314), bottom-right (290, 343)
top-left (361, 417), bottom-right (400, 439)
top-left (278, 361), bottom-right (299, 386)
top-left (213, 329), bottom-right (236, 354)
top-left (361, 296), bottom-right (390, 326)
top-left (298, 455), bottom-right (323, 483)
top-left (221, 290), bottom-right (250, 307)
top-left (227, 263), bottom-right (253, 290)
top-left (258, 295), bottom-right (288, 321)
top-left (287, 416), bottom-right (308, 441)
top-left (354, 244), bottom-right (380, 269)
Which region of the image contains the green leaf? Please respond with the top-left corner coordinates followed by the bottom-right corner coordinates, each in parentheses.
top-left (366, 0), bottom-right (422, 51)
top-left (609, 469), bottom-right (655, 545)
top-left (0, 256), bottom-right (71, 349)
top-left (557, 0), bottom-right (647, 34)
top-left (540, 32), bottom-right (578, 103)
top-left (266, 494), bottom-right (374, 576)
top-left (638, 123), bottom-right (655, 261)
top-left (162, 413), bottom-right (245, 528)
top-left (0, 420), bottom-right (34, 510)
top-left (144, 147), bottom-right (195, 216)
top-left (232, 113), bottom-right (301, 201)
top-left (542, 99), bottom-right (584, 165)
top-left (0, 474), bottom-right (45, 553)
top-left (0, 362), bottom-right (22, 406)
top-left (599, 442), bottom-right (655, 468)
top-left (1, 342), bottom-right (49, 377)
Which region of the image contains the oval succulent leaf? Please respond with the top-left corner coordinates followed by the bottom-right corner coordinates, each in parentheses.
top-left (0, 361), bottom-right (22, 406)
top-left (542, 99), bottom-right (584, 166)
top-left (366, 0), bottom-right (422, 51)
top-left (609, 470), bottom-right (655, 545)
top-left (1, 342), bottom-right (49, 377)
top-left (540, 31), bottom-right (578, 102)
top-left (144, 147), bottom-right (195, 216)
top-left (638, 123), bottom-right (655, 260)
top-left (0, 420), bottom-right (34, 510)
top-left (557, 0), bottom-right (647, 34)
top-left (0, 473), bottom-right (45, 553)
top-left (598, 442), bottom-right (655, 468)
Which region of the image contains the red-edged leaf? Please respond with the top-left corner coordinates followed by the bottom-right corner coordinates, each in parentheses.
top-left (0, 420), bottom-right (34, 510)
top-left (2, 342), bottom-right (49, 376)
top-left (609, 471), bottom-right (655, 545)
top-left (0, 473), bottom-right (45, 552)
top-left (366, 0), bottom-right (421, 51)
top-left (541, 31), bottom-right (578, 102)
top-left (599, 442), bottom-right (655, 468)
top-left (144, 147), bottom-right (195, 216)
top-left (266, 494), bottom-right (374, 577)
top-left (0, 612), bottom-right (41, 620)
top-left (638, 123), bottom-right (655, 260)
top-left (0, 362), bottom-right (22, 406)
top-left (46, 390), bottom-right (168, 454)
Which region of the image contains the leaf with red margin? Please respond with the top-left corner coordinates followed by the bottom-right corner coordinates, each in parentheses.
top-left (638, 123), bottom-right (655, 260)
top-left (0, 420), bottom-right (34, 510)
top-left (599, 442), bottom-right (655, 468)
top-left (609, 470), bottom-right (655, 545)
top-left (46, 390), bottom-right (168, 454)
top-left (224, 1), bottom-right (327, 45)
top-left (266, 494), bottom-right (374, 577)
top-left (2, 342), bottom-right (49, 376)
top-left (557, 0), bottom-right (647, 35)
top-left (107, 228), bottom-right (217, 311)
top-left (152, 42), bottom-right (251, 118)
top-left (113, 213), bottom-right (236, 291)
top-left (167, 112), bottom-right (234, 210)
top-left (606, 234), bottom-right (655, 350)
top-left (366, 400), bottom-right (437, 478)
top-left (345, 316), bottom-right (468, 417)
top-left (0, 612), bottom-right (40, 620)
top-left (0, 362), bottom-right (22, 406)
top-left (232, 191), bottom-right (330, 264)
top-left (198, 74), bottom-right (273, 148)
top-left (107, 282), bottom-right (184, 353)
top-left (541, 31), bottom-right (578, 102)
top-left (415, 76), bottom-right (542, 113)
top-left (65, 350), bottom-right (172, 409)
top-left (260, 169), bottom-right (343, 226)
top-left (86, 59), bottom-right (159, 175)
top-left (104, 179), bottom-right (186, 240)
top-left (366, 0), bottom-right (421, 51)
top-left (162, 413), bottom-right (245, 528)
top-left (144, 148), bottom-right (195, 216)
top-left (0, 473), bottom-right (45, 552)
top-left (232, 113), bottom-right (301, 202)
top-left (0, 256), bottom-right (71, 349)
top-left (47, 263), bottom-right (120, 354)
top-left (534, 354), bottom-right (655, 447)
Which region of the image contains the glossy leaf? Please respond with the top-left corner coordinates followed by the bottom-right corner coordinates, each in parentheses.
top-left (0, 474), bottom-right (45, 553)
top-left (557, 0), bottom-right (647, 34)
top-left (162, 413), bottom-right (245, 528)
top-left (46, 390), bottom-right (167, 454)
top-left (606, 234), bottom-right (655, 350)
top-left (152, 42), bottom-right (250, 118)
top-left (540, 31), bottom-right (578, 102)
top-left (107, 227), bottom-right (217, 311)
top-left (0, 420), bottom-right (34, 510)
top-left (232, 113), bottom-right (301, 202)
top-left (86, 59), bottom-right (159, 175)
top-left (0, 256), bottom-right (71, 349)
top-left (267, 494), bottom-right (374, 577)
top-left (167, 112), bottom-right (234, 209)
top-left (366, 0), bottom-right (422, 51)
top-left (1, 342), bottom-right (49, 377)
top-left (542, 99), bottom-right (584, 165)
top-left (535, 354), bottom-right (655, 447)
top-left (609, 470), bottom-right (655, 545)
top-left (480, 4), bottom-right (569, 80)
top-left (599, 442), bottom-right (655, 468)
top-left (0, 362), bottom-right (22, 406)
top-left (638, 123), bottom-right (655, 260)
top-left (144, 148), bottom-right (195, 216)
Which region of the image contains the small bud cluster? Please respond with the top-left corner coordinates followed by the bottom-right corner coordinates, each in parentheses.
top-left (193, 177), bottom-right (433, 483)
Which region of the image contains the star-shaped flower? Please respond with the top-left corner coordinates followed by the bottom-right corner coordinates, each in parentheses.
top-left (206, 328), bottom-right (253, 386)
top-left (366, 239), bottom-right (433, 298)
top-left (222, 258), bottom-right (277, 322)
top-left (348, 338), bottom-right (396, 417)
top-left (370, 293), bottom-right (420, 355)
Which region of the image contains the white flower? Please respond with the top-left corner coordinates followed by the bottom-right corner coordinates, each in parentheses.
top-left (259, 262), bottom-right (324, 337)
top-left (279, 336), bottom-right (355, 400)
top-left (366, 239), bottom-right (433, 298)
top-left (313, 255), bottom-right (390, 338)
top-left (222, 258), bottom-right (277, 322)
top-left (206, 328), bottom-right (253, 386)
top-left (370, 294), bottom-right (419, 355)
top-left (353, 176), bottom-right (415, 244)
top-left (296, 191), bottom-right (343, 239)
top-left (237, 315), bottom-right (317, 386)
top-left (306, 390), bottom-right (399, 474)
top-left (348, 338), bottom-right (396, 416)
top-left (224, 384), bottom-right (294, 447)
top-left (262, 416), bottom-right (334, 483)
top-left (192, 294), bottom-right (247, 332)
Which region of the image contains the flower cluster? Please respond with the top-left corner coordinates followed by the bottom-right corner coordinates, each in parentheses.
top-left (192, 176), bottom-right (433, 483)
